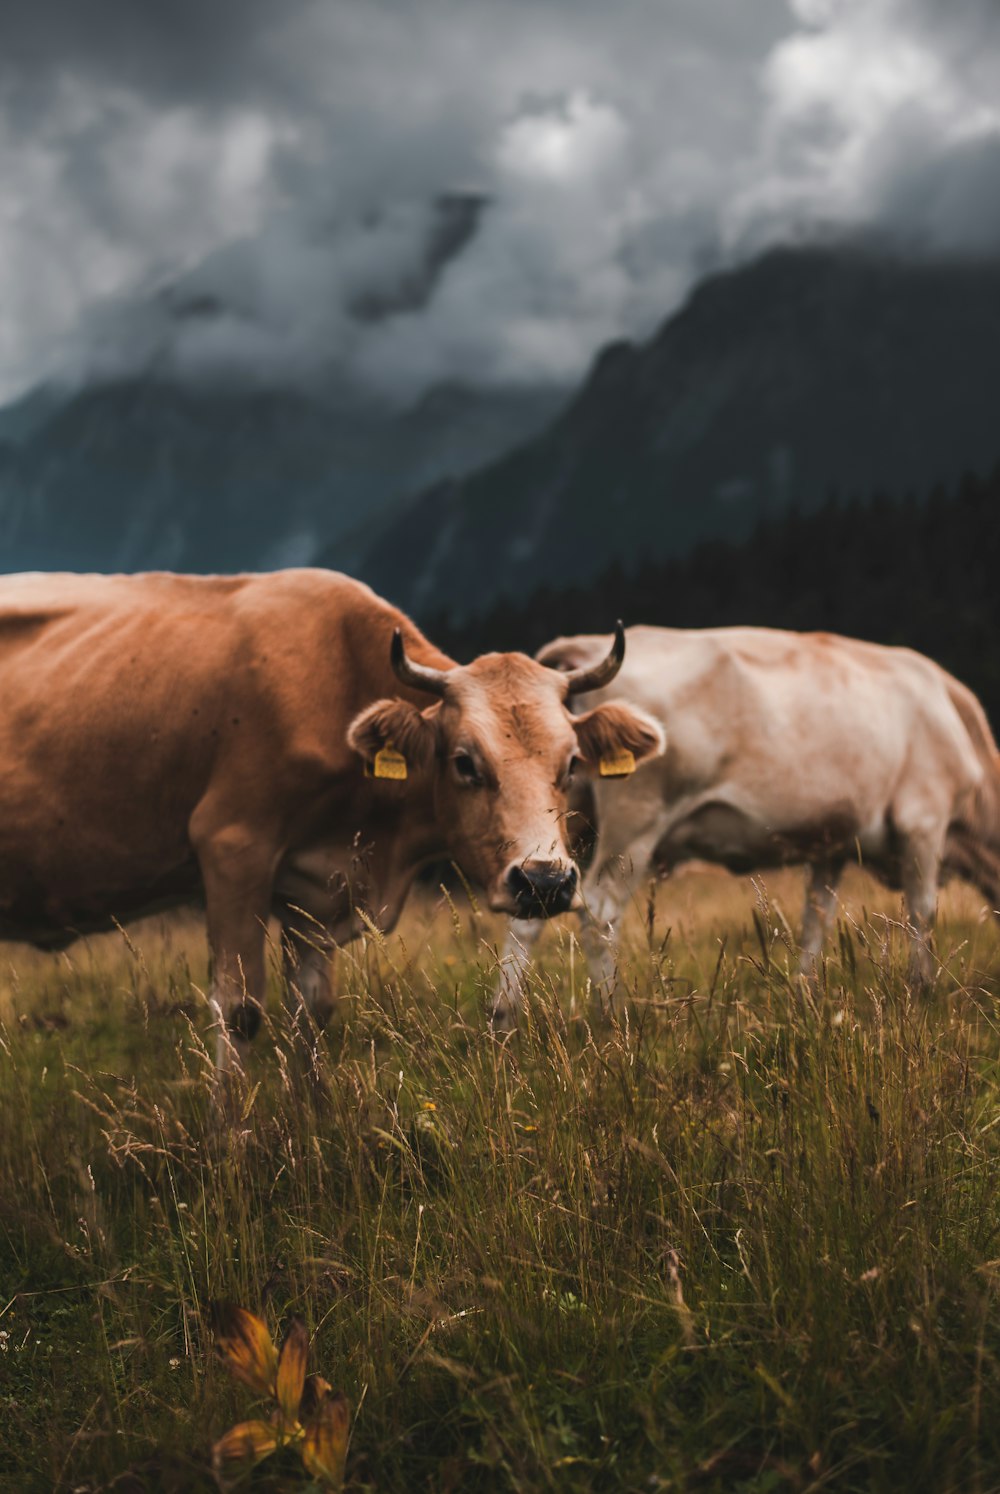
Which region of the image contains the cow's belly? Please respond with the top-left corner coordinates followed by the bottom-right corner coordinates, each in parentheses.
top-left (0, 858), bottom-right (202, 948)
top-left (655, 793), bottom-right (876, 875)
top-left (0, 753), bottom-right (205, 943)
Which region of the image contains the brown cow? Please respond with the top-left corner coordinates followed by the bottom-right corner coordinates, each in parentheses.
top-left (0, 571), bottom-right (663, 1068)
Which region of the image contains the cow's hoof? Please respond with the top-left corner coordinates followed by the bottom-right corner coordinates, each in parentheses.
top-left (229, 1000), bottom-right (263, 1042)
top-left (489, 1004), bottom-right (517, 1036)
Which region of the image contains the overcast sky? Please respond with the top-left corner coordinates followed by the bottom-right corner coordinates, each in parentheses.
top-left (1, 0), bottom-right (999, 405)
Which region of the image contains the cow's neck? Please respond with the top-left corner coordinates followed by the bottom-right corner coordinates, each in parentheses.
top-left (349, 785), bottom-right (451, 938)
top-left (280, 772), bottom-right (450, 942)
top-left (377, 780), bottom-right (450, 884)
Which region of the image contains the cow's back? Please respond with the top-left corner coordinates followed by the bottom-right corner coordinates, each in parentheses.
top-left (552, 625), bottom-right (984, 840)
top-left (0, 572), bottom-right (260, 777)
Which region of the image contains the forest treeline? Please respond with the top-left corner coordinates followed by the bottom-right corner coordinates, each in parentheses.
top-left (429, 464), bottom-right (1000, 727)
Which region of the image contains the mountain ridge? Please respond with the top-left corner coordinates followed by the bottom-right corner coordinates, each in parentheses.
top-left (0, 376), bottom-right (563, 573)
top-left (339, 245), bottom-right (1000, 621)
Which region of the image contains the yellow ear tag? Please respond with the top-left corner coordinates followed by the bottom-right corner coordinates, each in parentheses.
top-left (599, 748), bottom-right (636, 778)
top-left (371, 743), bottom-right (408, 781)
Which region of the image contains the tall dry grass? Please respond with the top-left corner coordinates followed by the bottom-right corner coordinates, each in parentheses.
top-left (2, 866), bottom-right (1000, 1491)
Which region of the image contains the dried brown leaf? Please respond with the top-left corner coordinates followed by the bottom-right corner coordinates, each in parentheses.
top-left (212, 1417), bottom-right (278, 1473)
top-left (276, 1317), bottom-right (308, 1429)
top-left (301, 1389), bottom-right (350, 1487)
top-left (300, 1372), bottom-right (334, 1418)
top-left (213, 1304), bottom-right (279, 1398)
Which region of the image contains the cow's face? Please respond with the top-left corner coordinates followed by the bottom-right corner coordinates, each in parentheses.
top-left (347, 629), bottom-right (664, 917)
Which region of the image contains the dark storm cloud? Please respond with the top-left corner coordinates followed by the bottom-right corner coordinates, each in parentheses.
top-left (0, 0), bottom-right (304, 107)
top-left (0, 0), bottom-right (787, 118)
top-left (1, 0), bottom-right (999, 402)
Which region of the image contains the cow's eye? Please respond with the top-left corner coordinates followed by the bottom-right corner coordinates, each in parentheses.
top-left (453, 751), bottom-right (482, 786)
top-left (562, 755), bottom-right (583, 787)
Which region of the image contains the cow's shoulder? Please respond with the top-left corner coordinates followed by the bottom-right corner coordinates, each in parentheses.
top-left (226, 569), bottom-right (411, 654)
top-left (230, 567), bottom-right (381, 611)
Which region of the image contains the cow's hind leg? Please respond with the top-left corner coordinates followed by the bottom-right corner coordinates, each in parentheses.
top-left (799, 859), bottom-right (843, 977)
top-left (491, 918), bottom-right (545, 1031)
top-left (943, 829), bottom-right (1000, 915)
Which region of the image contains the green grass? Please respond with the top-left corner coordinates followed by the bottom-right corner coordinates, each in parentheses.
top-left (3, 867), bottom-right (1000, 1492)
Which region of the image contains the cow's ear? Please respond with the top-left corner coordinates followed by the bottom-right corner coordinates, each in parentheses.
top-left (347, 698), bottom-right (439, 774)
top-left (573, 702), bottom-right (665, 775)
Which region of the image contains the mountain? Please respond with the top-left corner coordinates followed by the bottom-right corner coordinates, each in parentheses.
top-left (0, 377), bottom-right (563, 573)
top-left (429, 466), bottom-right (1000, 726)
top-left (339, 247), bottom-right (1000, 621)
top-left (0, 186), bottom-right (566, 574)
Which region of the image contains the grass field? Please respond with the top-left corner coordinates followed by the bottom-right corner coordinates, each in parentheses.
top-left (3, 865), bottom-right (1000, 1492)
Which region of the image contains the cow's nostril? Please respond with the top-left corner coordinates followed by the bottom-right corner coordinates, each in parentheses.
top-left (506, 864), bottom-right (535, 900)
top-left (506, 861), bottom-right (577, 917)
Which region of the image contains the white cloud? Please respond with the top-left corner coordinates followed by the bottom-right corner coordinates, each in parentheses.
top-left (496, 91), bottom-right (629, 185)
top-left (786, 0), bottom-right (843, 27)
top-left (728, 0), bottom-right (1000, 251)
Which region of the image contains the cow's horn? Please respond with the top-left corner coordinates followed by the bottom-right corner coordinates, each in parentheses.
top-left (391, 628), bottom-right (450, 697)
top-left (561, 621), bottom-right (626, 695)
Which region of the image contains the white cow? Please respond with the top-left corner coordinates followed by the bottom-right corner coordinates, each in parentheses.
top-left (493, 625), bottom-right (1000, 1025)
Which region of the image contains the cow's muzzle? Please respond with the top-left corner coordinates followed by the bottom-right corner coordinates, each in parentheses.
top-left (505, 860), bottom-right (578, 919)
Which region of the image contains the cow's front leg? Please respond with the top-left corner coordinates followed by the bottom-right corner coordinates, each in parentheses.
top-left (282, 919), bottom-right (336, 1057)
top-left (799, 859), bottom-right (843, 977)
top-left (195, 826), bottom-right (276, 1075)
top-left (578, 882), bottom-right (626, 1000)
top-left (579, 817), bottom-right (667, 1010)
top-left (491, 917), bottom-right (545, 1031)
